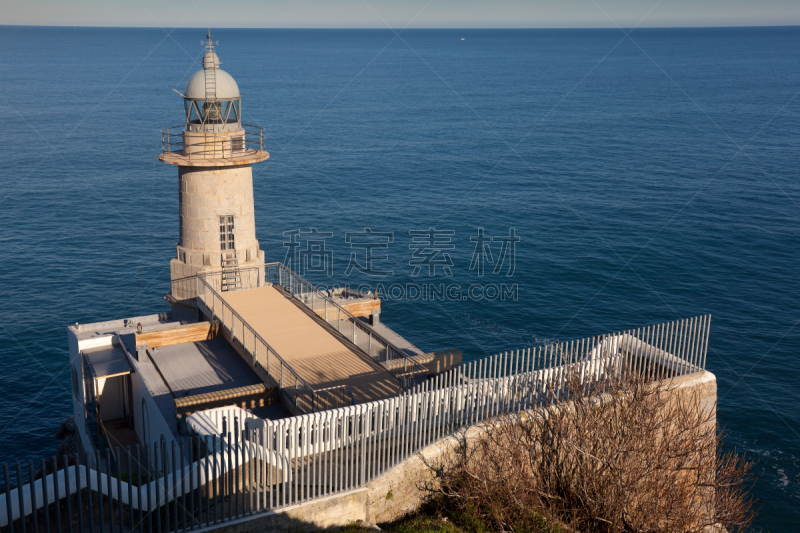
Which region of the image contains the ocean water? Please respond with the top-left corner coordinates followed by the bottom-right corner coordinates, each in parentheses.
top-left (1, 26), bottom-right (798, 530)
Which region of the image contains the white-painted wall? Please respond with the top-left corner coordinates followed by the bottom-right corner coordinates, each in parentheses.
top-left (129, 364), bottom-right (178, 469)
top-left (96, 375), bottom-right (125, 421)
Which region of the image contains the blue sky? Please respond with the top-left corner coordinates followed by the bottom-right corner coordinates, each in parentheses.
top-left (2, 0), bottom-right (799, 28)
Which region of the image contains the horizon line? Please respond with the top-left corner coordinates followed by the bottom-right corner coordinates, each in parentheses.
top-left (2, 23), bottom-right (800, 30)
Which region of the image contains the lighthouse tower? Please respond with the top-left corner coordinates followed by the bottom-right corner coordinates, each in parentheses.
top-left (159, 33), bottom-right (269, 298)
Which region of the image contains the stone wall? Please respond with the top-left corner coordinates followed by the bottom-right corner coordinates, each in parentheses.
top-left (364, 427), bottom-right (460, 524)
top-left (173, 164), bottom-right (263, 276)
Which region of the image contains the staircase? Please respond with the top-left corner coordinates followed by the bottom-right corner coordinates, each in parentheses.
top-left (221, 255), bottom-right (242, 292)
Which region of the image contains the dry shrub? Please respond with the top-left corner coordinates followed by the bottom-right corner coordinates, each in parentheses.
top-left (426, 371), bottom-right (757, 533)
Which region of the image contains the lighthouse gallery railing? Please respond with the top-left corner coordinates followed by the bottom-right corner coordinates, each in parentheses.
top-left (160, 124), bottom-right (264, 161)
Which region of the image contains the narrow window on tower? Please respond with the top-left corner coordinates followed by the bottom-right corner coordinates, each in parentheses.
top-left (220, 215), bottom-right (235, 251)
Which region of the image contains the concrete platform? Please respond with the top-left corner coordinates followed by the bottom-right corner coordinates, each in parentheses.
top-left (367, 321), bottom-right (425, 357)
top-left (219, 286), bottom-right (400, 404)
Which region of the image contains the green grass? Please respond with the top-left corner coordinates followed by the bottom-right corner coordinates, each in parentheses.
top-left (339, 515), bottom-right (464, 533)
top-left (384, 515), bottom-right (466, 533)
top-left (334, 496), bottom-right (562, 533)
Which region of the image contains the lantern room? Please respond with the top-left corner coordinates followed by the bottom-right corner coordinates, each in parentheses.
top-left (181, 36), bottom-right (242, 133)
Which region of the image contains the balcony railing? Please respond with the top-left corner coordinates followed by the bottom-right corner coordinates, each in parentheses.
top-left (160, 124), bottom-right (264, 161)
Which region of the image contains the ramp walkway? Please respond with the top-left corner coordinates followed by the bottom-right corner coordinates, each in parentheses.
top-left (206, 285), bottom-right (401, 405)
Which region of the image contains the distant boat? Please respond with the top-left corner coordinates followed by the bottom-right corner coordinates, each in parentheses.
top-left (461, 37), bottom-right (465, 40)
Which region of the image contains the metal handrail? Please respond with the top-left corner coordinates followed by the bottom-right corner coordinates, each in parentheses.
top-left (270, 263), bottom-right (428, 380)
top-left (195, 274), bottom-right (317, 411)
top-left (160, 124), bottom-right (264, 159)
top-left (181, 265), bottom-right (428, 380)
top-left (311, 384), bottom-right (356, 411)
top-left (195, 272), bottom-right (369, 413)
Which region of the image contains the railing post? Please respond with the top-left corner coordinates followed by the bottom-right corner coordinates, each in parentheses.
top-left (15, 463), bottom-right (25, 533)
top-left (3, 464), bottom-right (11, 533)
top-left (28, 461), bottom-right (38, 533)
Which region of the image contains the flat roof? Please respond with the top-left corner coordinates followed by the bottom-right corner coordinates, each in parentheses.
top-left (83, 345), bottom-right (131, 378)
top-left (70, 312), bottom-right (178, 341)
top-left (148, 338), bottom-right (261, 399)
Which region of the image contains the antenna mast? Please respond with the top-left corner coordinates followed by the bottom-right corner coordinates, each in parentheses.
top-left (201, 29), bottom-right (218, 52)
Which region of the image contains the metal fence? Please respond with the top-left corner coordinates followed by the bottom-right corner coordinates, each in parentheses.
top-left (195, 269), bottom-right (385, 414)
top-left (264, 263), bottom-right (428, 383)
top-left (1, 315), bottom-right (709, 533)
top-left (160, 125), bottom-right (264, 161)
top-left (174, 263), bottom-right (429, 383)
top-left (194, 264), bottom-right (427, 405)
top-left (195, 271), bottom-right (318, 414)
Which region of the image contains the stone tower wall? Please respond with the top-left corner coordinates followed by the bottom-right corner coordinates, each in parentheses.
top-left (170, 163), bottom-right (263, 283)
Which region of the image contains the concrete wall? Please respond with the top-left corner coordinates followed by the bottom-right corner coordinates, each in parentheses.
top-left (96, 375), bottom-right (125, 421)
top-left (67, 327), bottom-right (93, 454)
top-left (364, 432), bottom-right (452, 524)
top-left (195, 489), bottom-right (369, 533)
top-left (129, 367), bottom-right (179, 460)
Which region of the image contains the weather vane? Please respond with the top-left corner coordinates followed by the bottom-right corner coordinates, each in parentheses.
top-left (201, 29), bottom-right (218, 52)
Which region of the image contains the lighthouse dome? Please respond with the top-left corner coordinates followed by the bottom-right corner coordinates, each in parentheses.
top-left (184, 68), bottom-right (240, 100)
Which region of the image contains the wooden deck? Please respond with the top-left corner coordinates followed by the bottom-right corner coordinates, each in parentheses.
top-left (220, 286), bottom-right (400, 404)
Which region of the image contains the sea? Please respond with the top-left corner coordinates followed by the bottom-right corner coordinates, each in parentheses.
top-left (0, 26), bottom-right (798, 531)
